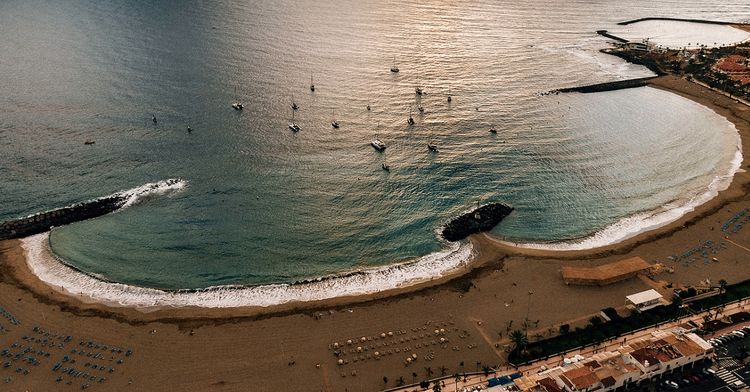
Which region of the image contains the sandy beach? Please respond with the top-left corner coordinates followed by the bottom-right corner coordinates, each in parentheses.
top-left (2, 75), bottom-right (750, 392)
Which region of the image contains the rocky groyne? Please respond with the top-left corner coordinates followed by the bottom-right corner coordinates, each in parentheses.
top-left (0, 178), bottom-right (185, 241)
top-left (0, 196), bottom-right (127, 240)
top-left (552, 76), bottom-right (661, 94)
top-left (442, 203), bottom-right (514, 242)
top-left (617, 17), bottom-right (744, 26)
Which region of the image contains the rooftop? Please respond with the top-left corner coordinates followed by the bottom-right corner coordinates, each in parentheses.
top-left (626, 289), bottom-right (663, 305)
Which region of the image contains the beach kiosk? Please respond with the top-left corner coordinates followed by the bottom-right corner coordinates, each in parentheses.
top-left (626, 289), bottom-right (664, 312)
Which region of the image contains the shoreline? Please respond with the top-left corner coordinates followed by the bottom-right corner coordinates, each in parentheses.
top-left (2, 75), bottom-right (749, 318)
top-left (2, 74), bottom-right (750, 391)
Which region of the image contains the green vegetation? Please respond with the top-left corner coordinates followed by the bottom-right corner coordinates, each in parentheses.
top-left (508, 278), bottom-right (750, 365)
top-left (609, 41), bottom-right (750, 101)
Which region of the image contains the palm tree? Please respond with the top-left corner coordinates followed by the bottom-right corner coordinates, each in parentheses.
top-left (482, 365), bottom-right (491, 377)
top-left (397, 376), bottom-right (405, 386)
top-left (719, 279), bottom-right (728, 294)
top-left (439, 365), bottom-right (447, 376)
top-left (510, 329), bottom-right (529, 354)
top-left (412, 372), bottom-right (418, 384)
top-left (453, 373), bottom-right (461, 390)
top-left (425, 367), bottom-right (433, 378)
top-left (432, 380), bottom-right (442, 392)
top-left (383, 376), bottom-right (388, 386)
top-left (738, 345), bottom-right (749, 360)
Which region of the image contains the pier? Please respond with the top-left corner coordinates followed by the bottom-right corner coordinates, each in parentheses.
top-left (596, 30), bottom-right (628, 43)
top-left (550, 76), bottom-right (660, 94)
top-left (617, 17), bottom-right (749, 26)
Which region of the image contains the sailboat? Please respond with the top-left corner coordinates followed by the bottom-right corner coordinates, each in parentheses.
top-left (489, 127), bottom-right (497, 134)
top-left (447, 87), bottom-right (452, 102)
top-left (231, 87), bottom-right (244, 110)
top-left (331, 110), bottom-right (340, 128)
top-left (427, 142), bottom-right (438, 152)
top-left (390, 56), bottom-right (399, 73)
top-left (407, 108), bottom-right (415, 125)
top-left (310, 73), bottom-right (315, 92)
top-left (371, 136), bottom-right (386, 151)
top-left (291, 94), bottom-right (299, 110)
top-left (288, 109), bottom-right (300, 132)
top-left (415, 74), bottom-right (424, 95)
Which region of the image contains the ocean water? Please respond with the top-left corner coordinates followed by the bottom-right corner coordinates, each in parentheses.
top-left (610, 20), bottom-right (750, 49)
top-left (0, 1), bottom-right (747, 294)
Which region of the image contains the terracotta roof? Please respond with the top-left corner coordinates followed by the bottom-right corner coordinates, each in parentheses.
top-left (601, 376), bottom-right (616, 388)
top-left (561, 367), bottom-right (600, 390)
top-left (629, 347), bottom-right (674, 366)
top-left (717, 55), bottom-right (749, 73)
top-left (538, 377), bottom-right (563, 392)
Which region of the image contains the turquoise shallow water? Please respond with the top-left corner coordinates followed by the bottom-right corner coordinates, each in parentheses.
top-left (0, 1), bottom-right (746, 289)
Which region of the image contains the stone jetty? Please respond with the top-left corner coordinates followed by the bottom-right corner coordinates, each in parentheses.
top-left (0, 195), bottom-right (127, 241)
top-left (442, 203), bottom-right (514, 242)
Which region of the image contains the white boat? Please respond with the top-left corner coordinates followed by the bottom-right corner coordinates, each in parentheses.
top-left (489, 127), bottom-right (497, 134)
top-left (390, 56), bottom-right (399, 73)
top-left (291, 94), bottom-right (298, 110)
top-left (310, 73), bottom-right (315, 92)
top-left (417, 105), bottom-right (424, 113)
top-left (288, 109), bottom-right (300, 132)
top-left (232, 87), bottom-right (243, 110)
top-left (331, 110), bottom-right (340, 128)
top-left (371, 137), bottom-right (386, 151)
top-left (427, 142), bottom-right (438, 152)
top-left (447, 87), bottom-right (452, 102)
top-left (415, 86), bottom-right (423, 95)
top-left (407, 108), bottom-right (415, 125)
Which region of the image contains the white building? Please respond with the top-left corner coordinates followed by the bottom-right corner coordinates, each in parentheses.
top-left (626, 289), bottom-right (664, 312)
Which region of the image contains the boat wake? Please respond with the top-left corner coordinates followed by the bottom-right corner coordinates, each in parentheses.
top-left (21, 234), bottom-right (474, 309)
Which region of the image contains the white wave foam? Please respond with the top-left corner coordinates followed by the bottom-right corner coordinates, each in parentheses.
top-left (21, 233), bottom-right (474, 309)
top-left (511, 137), bottom-right (742, 251)
top-left (117, 178), bottom-right (187, 209)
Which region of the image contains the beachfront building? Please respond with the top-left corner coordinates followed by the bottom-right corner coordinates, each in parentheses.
top-left (625, 289), bottom-right (664, 312)
top-left (714, 54), bottom-right (750, 85)
top-left (505, 328), bottom-right (712, 392)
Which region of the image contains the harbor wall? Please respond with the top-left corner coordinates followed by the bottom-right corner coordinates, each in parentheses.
top-left (552, 76), bottom-right (660, 94)
top-left (618, 17), bottom-right (746, 26)
top-left (0, 196), bottom-right (126, 240)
